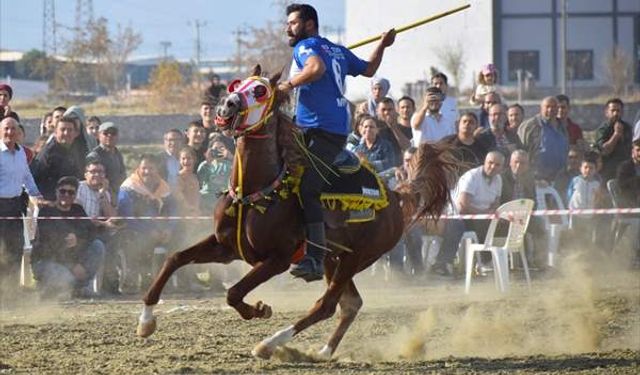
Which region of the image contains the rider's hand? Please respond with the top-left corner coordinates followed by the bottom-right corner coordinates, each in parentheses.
top-left (277, 81), bottom-right (294, 94)
top-left (380, 29), bottom-right (396, 48)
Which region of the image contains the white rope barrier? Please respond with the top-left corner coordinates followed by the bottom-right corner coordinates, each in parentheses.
top-left (4, 207), bottom-right (640, 220)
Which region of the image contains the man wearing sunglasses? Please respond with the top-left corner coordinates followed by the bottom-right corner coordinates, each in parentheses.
top-left (31, 176), bottom-right (105, 299)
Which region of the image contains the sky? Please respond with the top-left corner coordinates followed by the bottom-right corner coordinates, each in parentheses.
top-left (0, 0), bottom-right (345, 60)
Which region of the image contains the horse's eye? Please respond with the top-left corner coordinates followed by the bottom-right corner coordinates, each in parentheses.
top-left (253, 85), bottom-right (268, 100)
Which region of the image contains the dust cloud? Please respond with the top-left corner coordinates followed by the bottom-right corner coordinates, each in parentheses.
top-left (342, 249), bottom-right (637, 362)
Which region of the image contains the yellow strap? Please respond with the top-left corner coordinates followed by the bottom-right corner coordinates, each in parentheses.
top-left (234, 150), bottom-right (246, 262)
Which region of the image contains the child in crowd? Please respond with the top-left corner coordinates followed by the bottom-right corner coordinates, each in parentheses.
top-left (173, 146), bottom-right (205, 291)
top-left (197, 134), bottom-right (233, 213)
top-left (567, 155), bottom-right (604, 249)
top-left (175, 146), bottom-right (201, 217)
top-left (470, 63), bottom-right (498, 105)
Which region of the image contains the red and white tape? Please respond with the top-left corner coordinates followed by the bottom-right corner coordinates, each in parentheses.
top-left (442, 207), bottom-right (640, 220)
top-left (2, 207), bottom-right (639, 220)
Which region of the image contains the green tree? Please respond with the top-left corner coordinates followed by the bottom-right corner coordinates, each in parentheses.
top-left (15, 49), bottom-right (54, 80)
top-left (148, 61), bottom-right (198, 113)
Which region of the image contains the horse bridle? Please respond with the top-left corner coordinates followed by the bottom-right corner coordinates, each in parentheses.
top-left (215, 76), bottom-right (276, 139)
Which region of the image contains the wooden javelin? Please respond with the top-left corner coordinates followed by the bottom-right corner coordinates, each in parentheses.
top-left (347, 4), bottom-right (471, 50)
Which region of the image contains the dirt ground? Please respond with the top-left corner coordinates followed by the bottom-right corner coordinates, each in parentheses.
top-left (1, 253), bottom-right (639, 374)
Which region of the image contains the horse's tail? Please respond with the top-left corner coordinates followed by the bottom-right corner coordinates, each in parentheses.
top-left (400, 142), bottom-right (460, 226)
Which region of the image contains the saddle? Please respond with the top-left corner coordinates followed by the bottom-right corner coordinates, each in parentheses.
top-left (319, 151), bottom-right (390, 227)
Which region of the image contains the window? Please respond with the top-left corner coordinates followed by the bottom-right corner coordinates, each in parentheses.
top-left (508, 50), bottom-right (540, 81)
top-left (566, 50), bottom-right (593, 80)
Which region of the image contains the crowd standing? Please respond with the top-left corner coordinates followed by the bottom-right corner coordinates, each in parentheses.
top-left (0, 82), bottom-right (235, 299)
top-left (0, 55), bottom-right (639, 299)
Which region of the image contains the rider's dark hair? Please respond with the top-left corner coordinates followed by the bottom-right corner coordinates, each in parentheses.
top-left (286, 3), bottom-right (319, 30)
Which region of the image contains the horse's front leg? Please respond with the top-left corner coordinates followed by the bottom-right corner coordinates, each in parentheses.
top-left (137, 234), bottom-right (235, 337)
top-left (226, 257), bottom-right (290, 320)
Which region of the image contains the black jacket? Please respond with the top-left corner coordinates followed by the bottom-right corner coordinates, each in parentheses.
top-left (31, 140), bottom-right (84, 200)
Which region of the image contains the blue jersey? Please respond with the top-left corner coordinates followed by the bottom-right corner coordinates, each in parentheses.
top-left (290, 36), bottom-right (368, 136)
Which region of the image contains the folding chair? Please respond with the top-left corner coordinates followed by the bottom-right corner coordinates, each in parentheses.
top-left (535, 185), bottom-right (569, 267)
top-left (465, 199), bottom-right (534, 293)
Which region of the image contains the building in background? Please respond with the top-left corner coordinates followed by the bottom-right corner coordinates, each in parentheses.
top-left (344, 0), bottom-right (640, 101)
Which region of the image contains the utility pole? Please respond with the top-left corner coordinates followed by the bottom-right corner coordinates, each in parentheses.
top-left (43, 0), bottom-right (57, 55)
top-left (191, 19), bottom-right (206, 84)
top-left (74, 0), bottom-right (93, 40)
top-left (160, 41), bottom-right (171, 60)
top-left (560, 0), bottom-right (568, 94)
top-left (232, 26), bottom-right (247, 76)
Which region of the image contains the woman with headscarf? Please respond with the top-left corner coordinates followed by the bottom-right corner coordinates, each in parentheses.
top-left (358, 77), bottom-right (390, 116)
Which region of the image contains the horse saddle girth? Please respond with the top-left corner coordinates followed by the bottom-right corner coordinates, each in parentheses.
top-left (319, 161), bottom-right (390, 226)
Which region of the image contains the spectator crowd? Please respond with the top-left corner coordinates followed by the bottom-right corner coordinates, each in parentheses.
top-left (0, 63), bottom-right (639, 299)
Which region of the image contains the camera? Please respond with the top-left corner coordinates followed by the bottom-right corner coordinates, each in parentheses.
top-left (211, 148), bottom-right (224, 158)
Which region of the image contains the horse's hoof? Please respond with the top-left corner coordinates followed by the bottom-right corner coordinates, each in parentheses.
top-left (136, 317), bottom-right (157, 338)
top-left (255, 301), bottom-right (272, 319)
top-left (251, 342), bottom-right (274, 359)
top-left (317, 344), bottom-right (333, 360)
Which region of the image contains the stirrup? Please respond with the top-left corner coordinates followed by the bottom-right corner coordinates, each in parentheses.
top-left (290, 258), bottom-right (324, 282)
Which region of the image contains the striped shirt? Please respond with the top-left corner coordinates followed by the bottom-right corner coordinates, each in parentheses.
top-left (75, 181), bottom-right (111, 217)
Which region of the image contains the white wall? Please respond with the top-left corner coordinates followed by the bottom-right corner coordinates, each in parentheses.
top-left (344, 0), bottom-right (492, 101)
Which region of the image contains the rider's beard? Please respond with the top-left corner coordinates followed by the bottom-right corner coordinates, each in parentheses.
top-left (288, 29), bottom-right (308, 47)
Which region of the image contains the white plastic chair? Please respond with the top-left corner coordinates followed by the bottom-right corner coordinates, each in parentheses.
top-left (535, 185), bottom-right (569, 267)
top-left (464, 199), bottom-right (535, 294)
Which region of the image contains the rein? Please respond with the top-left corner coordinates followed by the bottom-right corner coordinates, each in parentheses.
top-left (226, 93), bottom-right (286, 262)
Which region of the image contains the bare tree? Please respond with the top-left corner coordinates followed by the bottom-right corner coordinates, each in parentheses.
top-left (433, 40), bottom-right (466, 94)
top-left (603, 46), bottom-right (633, 96)
top-left (53, 17), bottom-right (142, 95)
top-left (239, 21), bottom-right (292, 77)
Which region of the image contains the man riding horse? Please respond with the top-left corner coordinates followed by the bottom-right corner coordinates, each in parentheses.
top-left (278, 3), bottom-right (397, 282)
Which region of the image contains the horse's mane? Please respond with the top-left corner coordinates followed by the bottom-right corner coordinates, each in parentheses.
top-left (274, 110), bottom-right (308, 171)
top-left (408, 142), bottom-right (460, 222)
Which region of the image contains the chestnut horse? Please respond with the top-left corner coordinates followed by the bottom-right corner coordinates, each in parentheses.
top-left (136, 65), bottom-right (457, 359)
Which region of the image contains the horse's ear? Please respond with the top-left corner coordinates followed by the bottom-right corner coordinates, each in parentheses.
top-left (269, 67), bottom-right (283, 87)
top-left (251, 64), bottom-right (262, 77)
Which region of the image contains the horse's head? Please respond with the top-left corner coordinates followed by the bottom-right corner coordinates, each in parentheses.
top-left (215, 64), bottom-right (282, 137)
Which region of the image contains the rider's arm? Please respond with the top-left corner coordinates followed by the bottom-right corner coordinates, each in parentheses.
top-left (288, 55), bottom-right (326, 88)
top-left (362, 29), bottom-right (396, 77)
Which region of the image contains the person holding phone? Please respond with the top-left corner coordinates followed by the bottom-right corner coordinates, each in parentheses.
top-left (197, 133), bottom-right (233, 213)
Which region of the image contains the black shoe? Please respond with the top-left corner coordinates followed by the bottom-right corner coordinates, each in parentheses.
top-left (290, 258), bottom-right (324, 282)
top-left (290, 222), bottom-right (327, 282)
